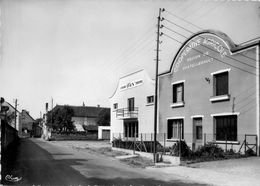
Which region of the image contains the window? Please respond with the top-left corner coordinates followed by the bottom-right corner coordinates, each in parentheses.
top-left (124, 121), bottom-right (138, 138)
top-left (215, 115), bottom-right (237, 141)
top-left (214, 71), bottom-right (228, 96)
top-left (196, 126), bottom-right (203, 140)
top-left (128, 98), bottom-right (135, 111)
top-left (113, 103), bottom-right (118, 109)
top-left (172, 83), bottom-right (184, 103)
top-left (147, 96), bottom-right (154, 104)
top-left (167, 119), bottom-right (184, 139)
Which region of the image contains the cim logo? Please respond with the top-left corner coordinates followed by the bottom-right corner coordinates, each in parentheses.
top-left (120, 80), bottom-right (143, 91)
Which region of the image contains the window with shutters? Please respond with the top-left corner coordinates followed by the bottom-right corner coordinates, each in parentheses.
top-left (167, 119), bottom-right (184, 140)
top-left (171, 81), bottom-right (184, 107)
top-left (210, 70), bottom-right (230, 102)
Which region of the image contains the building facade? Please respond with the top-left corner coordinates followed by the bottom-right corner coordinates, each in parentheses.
top-left (158, 30), bottom-right (260, 154)
top-left (19, 110), bottom-right (35, 136)
top-left (49, 105), bottom-right (110, 132)
top-left (110, 70), bottom-right (155, 141)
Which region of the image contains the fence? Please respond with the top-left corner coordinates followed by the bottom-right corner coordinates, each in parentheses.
top-left (112, 132), bottom-right (258, 156)
top-left (50, 131), bottom-right (98, 141)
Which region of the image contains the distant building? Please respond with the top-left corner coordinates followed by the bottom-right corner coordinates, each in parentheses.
top-left (49, 105), bottom-right (110, 132)
top-left (110, 69), bottom-right (155, 141)
top-left (32, 118), bottom-right (43, 137)
top-left (19, 110), bottom-right (35, 136)
top-left (158, 30), bottom-right (260, 154)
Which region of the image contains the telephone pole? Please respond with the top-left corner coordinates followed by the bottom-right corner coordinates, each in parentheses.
top-left (153, 8), bottom-right (162, 163)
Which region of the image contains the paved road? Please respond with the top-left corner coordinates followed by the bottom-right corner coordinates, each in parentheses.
top-left (4, 138), bottom-right (206, 186)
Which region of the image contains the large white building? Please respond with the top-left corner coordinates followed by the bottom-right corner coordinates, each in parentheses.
top-left (110, 70), bottom-right (155, 141)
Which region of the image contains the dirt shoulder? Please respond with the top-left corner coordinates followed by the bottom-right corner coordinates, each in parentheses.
top-left (47, 140), bottom-right (260, 186)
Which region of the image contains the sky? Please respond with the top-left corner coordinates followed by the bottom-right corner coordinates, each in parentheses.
top-left (0, 0), bottom-right (260, 119)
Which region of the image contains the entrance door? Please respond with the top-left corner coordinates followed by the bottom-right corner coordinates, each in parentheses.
top-left (193, 118), bottom-right (203, 150)
top-left (124, 120), bottom-right (138, 138)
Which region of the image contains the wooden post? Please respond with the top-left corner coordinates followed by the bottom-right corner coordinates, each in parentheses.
top-left (204, 133), bottom-right (206, 145)
top-left (225, 134), bottom-right (227, 152)
top-left (179, 124), bottom-right (181, 158)
top-left (245, 134), bottom-right (247, 155)
top-left (134, 132), bottom-right (136, 154)
top-left (164, 133), bottom-right (166, 155)
top-left (151, 133), bottom-right (153, 153)
top-left (256, 135), bottom-right (258, 156)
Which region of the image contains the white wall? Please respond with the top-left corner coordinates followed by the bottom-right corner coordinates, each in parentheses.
top-left (109, 70), bottom-right (155, 141)
top-left (98, 126), bottom-right (111, 139)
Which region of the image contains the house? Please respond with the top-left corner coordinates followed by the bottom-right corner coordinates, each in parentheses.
top-left (19, 110), bottom-right (35, 136)
top-left (32, 118), bottom-right (43, 137)
top-left (158, 29), bottom-right (260, 155)
top-left (1, 101), bottom-right (20, 130)
top-left (49, 105), bottom-right (110, 132)
top-left (110, 69), bottom-right (155, 141)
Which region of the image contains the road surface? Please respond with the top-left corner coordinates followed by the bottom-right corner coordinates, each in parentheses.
top-left (4, 138), bottom-right (206, 185)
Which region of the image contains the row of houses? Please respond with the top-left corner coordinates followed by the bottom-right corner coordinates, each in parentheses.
top-left (1, 101), bottom-right (35, 137)
top-left (110, 30), bottom-right (260, 155)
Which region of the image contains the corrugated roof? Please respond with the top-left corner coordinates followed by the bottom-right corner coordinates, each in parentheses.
top-left (51, 105), bottom-right (110, 118)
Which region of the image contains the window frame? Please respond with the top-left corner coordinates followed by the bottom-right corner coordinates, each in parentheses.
top-left (146, 95), bottom-right (154, 105)
top-left (113, 103), bottom-right (118, 110)
top-left (171, 80), bottom-right (185, 108)
top-left (210, 69), bottom-right (230, 102)
top-left (214, 115), bottom-right (238, 142)
top-left (167, 118), bottom-right (184, 140)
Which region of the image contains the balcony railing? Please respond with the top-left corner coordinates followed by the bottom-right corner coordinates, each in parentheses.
top-left (116, 107), bottom-right (138, 119)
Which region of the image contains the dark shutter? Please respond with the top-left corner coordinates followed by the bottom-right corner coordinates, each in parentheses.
top-left (216, 115), bottom-right (237, 141)
top-left (172, 85), bottom-right (177, 103)
top-left (216, 72), bottom-right (228, 96)
top-left (167, 120), bottom-right (173, 139)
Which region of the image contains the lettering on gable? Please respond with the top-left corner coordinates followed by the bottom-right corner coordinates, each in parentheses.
top-left (120, 79), bottom-right (143, 91)
top-left (173, 35), bottom-right (229, 73)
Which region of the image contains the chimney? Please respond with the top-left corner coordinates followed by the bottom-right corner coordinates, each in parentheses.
top-left (45, 103), bottom-right (48, 112)
top-left (97, 104), bottom-right (100, 108)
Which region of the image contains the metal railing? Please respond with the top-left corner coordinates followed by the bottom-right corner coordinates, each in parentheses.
top-left (115, 107), bottom-right (138, 119)
top-left (112, 132), bottom-right (258, 156)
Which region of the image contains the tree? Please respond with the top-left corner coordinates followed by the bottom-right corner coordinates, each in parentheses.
top-left (46, 106), bottom-right (75, 132)
top-left (97, 109), bottom-right (110, 126)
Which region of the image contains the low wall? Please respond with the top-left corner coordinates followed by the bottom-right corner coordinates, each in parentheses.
top-left (112, 147), bottom-right (180, 165)
top-left (50, 132), bottom-right (98, 141)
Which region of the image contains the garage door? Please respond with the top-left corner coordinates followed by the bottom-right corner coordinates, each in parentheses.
top-left (102, 129), bottom-right (110, 140)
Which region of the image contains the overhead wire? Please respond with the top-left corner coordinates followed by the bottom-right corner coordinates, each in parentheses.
top-left (161, 32), bottom-right (256, 76)
top-left (161, 22), bottom-right (257, 71)
top-left (101, 25), bottom-right (155, 72)
top-left (100, 24), bottom-right (156, 81)
top-left (163, 8), bottom-right (257, 62)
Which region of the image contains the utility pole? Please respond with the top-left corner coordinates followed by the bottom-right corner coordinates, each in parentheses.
top-left (14, 99), bottom-right (18, 130)
top-left (153, 8), bottom-right (162, 163)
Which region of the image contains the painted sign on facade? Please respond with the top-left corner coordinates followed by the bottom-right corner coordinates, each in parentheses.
top-left (120, 79), bottom-right (143, 91)
top-left (173, 34), bottom-right (229, 73)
